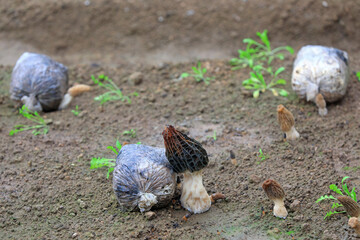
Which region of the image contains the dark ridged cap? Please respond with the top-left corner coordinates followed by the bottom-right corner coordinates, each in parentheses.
top-left (337, 196), bottom-right (360, 218)
top-left (162, 125), bottom-right (208, 173)
top-left (262, 179), bottom-right (285, 200)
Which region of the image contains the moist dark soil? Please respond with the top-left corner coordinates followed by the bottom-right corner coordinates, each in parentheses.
top-left (1, 0), bottom-right (360, 239)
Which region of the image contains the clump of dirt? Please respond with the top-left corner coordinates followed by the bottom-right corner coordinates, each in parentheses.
top-left (1, 0), bottom-right (360, 240)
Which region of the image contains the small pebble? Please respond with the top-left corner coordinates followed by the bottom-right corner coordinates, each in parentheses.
top-left (145, 211), bottom-right (157, 220)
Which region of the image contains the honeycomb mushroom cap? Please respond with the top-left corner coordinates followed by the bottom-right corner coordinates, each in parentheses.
top-left (262, 179), bottom-right (285, 200)
top-left (291, 45), bottom-right (349, 103)
top-left (162, 125), bottom-right (208, 173)
top-left (337, 196), bottom-right (360, 218)
top-left (277, 105), bottom-right (295, 132)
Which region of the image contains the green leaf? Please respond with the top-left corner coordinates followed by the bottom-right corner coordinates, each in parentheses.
top-left (90, 157), bottom-right (115, 169)
top-left (275, 79), bottom-right (287, 85)
top-left (107, 146), bottom-right (118, 155)
top-left (275, 67), bottom-right (285, 76)
top-left (329, 184), bottom-right (343, 195)
top-left (202, 68), bottom-right (207, 74)
top-left (253, 90), bottom-right (260, 98)
top-left (279, 89), bottom-right (289, 97)
top-left (181, 72), bottom-right (190, 78)
top-left (342, 176), bottom-right (350, 184)
top-left (116, 140), bottom-right (122, 152)
top-left (316, 195), bottom-right (336, 203)
top-left (285, 46), bottom-right (294, 54)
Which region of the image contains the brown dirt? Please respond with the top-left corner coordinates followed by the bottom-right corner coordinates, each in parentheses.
top-left (1, 0), bottom-right (360, 239)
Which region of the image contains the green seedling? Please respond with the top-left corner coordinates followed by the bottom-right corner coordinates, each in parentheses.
top-left (92, 74), bottom-right (138, 105)
top-left (257, 148), bottom-right (269, 164)
top-left (71, 105), bottom-right (80, 116)
top-left (122, 129), bottom-right (137, 138)
top-left (230, 30), bottom-right (293, 70)
top-left (91, 140), bottom-right (141, 178)
top-left (316, 176), bottom-right (358, 219)
top-left (242, 67), bottom-right (288, 98)
top-left (357, 72), bottom-right (360, 82)
top-left (181, 62), bottom-right (215, 85)
top-left (207, 130), bottom-right (217, 141)
top-left (9, 105), bottom-right (50, 136)
top-left (343, 166), bottom-right (360, 172)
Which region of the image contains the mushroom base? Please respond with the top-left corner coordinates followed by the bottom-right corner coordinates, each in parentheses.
top-left (285, 126), bottom-right (300, 140)
top-left (349, 217), bottom-right (360, 235)
top-left (273, 199), bottom-right (288, 219)
top-left (58, 93), bottom-right (72, 110)
top-left (318, 107), bottom-right (328, 116)
top-left (181, 170), bottom-right (211, 214)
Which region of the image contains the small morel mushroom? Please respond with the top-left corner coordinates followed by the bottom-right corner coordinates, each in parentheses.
top-left (337, 196), bottom-right (360, 218)
top-left (349, 217), bottom-right (360, 235)
top-left (277, 104), bottom-right (300, 140)
top-left (262, 179), bottom-right (288, 219)
top-left (162, 125), bottom-right (212, 214)
top-left (315, 93), bottom-right (327, 116)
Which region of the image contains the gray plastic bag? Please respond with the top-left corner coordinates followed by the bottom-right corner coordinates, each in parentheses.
top-left (291, 45), bottom-right (349, 115)
top-left (10, 52), bottom-right (68, 112)
top-left (113, 144), bottom-right (176, 212)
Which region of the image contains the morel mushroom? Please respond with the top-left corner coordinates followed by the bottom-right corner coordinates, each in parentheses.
top-left (113, 144), bottom-right (176, 212)
top-left (277, 104), bottom-right (299, 140)
top-left (162, 125), bottom-right (211, 214)
top-left (348, 217), bottom-right (360, 235)
top-left (337, 196), bottom-right (360, 218)
top-left (291, 45), bottom-right (349, 116)
top-left (262, 179), bottom-right (288, 219)
top-left (315, 93), bottom-right (327, 116)
top-left (10, 52), bottom-right (90, 112)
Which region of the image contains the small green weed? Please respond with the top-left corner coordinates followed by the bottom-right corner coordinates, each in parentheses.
top-left (71, 105), bottom-right (80, 116)
top-left (122, 129), bottom-right (137, 138)
top-left (230, 30), bottom-right (293, 70)
top-left (343, 166), bottom-right (360, 172)
top-left (92, 74), bottom-right (138, 104)
top-left (356, 72), bottom-right (360, 81)
top-left (316, 176), bottom-right (358, 219)
top-left (9, 105), bottom-right (49, 136)
top-left (181, 62), bottom-right (215, 85)
top-left (256, 148), bottom-right (269, 164)
top-left (91, 141), bottom-right (141, 178)
top-left (242, 67), bottom-right (288, 98)
top-left (207, 130), bottom-right (217, 141)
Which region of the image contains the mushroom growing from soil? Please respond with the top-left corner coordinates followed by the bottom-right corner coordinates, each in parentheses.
top-left (315, 93), bottom-right (327, 116)
top-left (337, 196), bottom-right (360, 218)
top-left (348, 217), bottom-right (360, 235)
top-left (262, 179), bottom-right (288, 219)
top-left (277, 104), bottom-right (299, 140)
top-left (337, 196), bottom-right (360, 235)
top-left (162, 125), bottom-right (224, 214)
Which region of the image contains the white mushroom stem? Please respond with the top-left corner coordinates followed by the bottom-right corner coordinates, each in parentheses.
top-left (273, 198), bottom-right (288, 219)
top-left (349, 217), bottom-right (360, 235)
top-left (58, 93), bottom-right (72, 110)
top-left (181, 170), bottom-right (211, 214)
top-left (285, 126), bottom-right (300, 140)
top-left (138, 192), bottom-right (158, 213)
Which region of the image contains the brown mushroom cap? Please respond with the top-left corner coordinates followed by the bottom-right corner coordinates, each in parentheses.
top-left (277, 105), bottom-right (295, 132)
top-left (315, 93), bottom-right (326, 109)
top-left (162, 125), bottom-right (208, 174)
top-left (337, 196), bottom-right (360, 218)
top-left (262, 179), bottom-right (285, 200)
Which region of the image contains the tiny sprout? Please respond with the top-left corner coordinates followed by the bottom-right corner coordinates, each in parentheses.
top-left (122, 129), bottom-right (137, 138)
top-left (71, 105), bottom-right (81, 116)
top-left (181, 62), bottom-right (215, 85)
top-left (92, 74), bottom-right (138, 105)
top-left (9, 105), bottom-right (50, 136)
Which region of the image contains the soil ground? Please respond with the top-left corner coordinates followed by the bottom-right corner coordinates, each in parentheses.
top-left (1, 0), bottom-right (360, 239)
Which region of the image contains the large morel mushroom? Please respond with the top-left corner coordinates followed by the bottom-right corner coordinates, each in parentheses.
top-left (162, 125), bottom-right (211, 214)
top-left (262, 179), bottom-right (288, 219)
